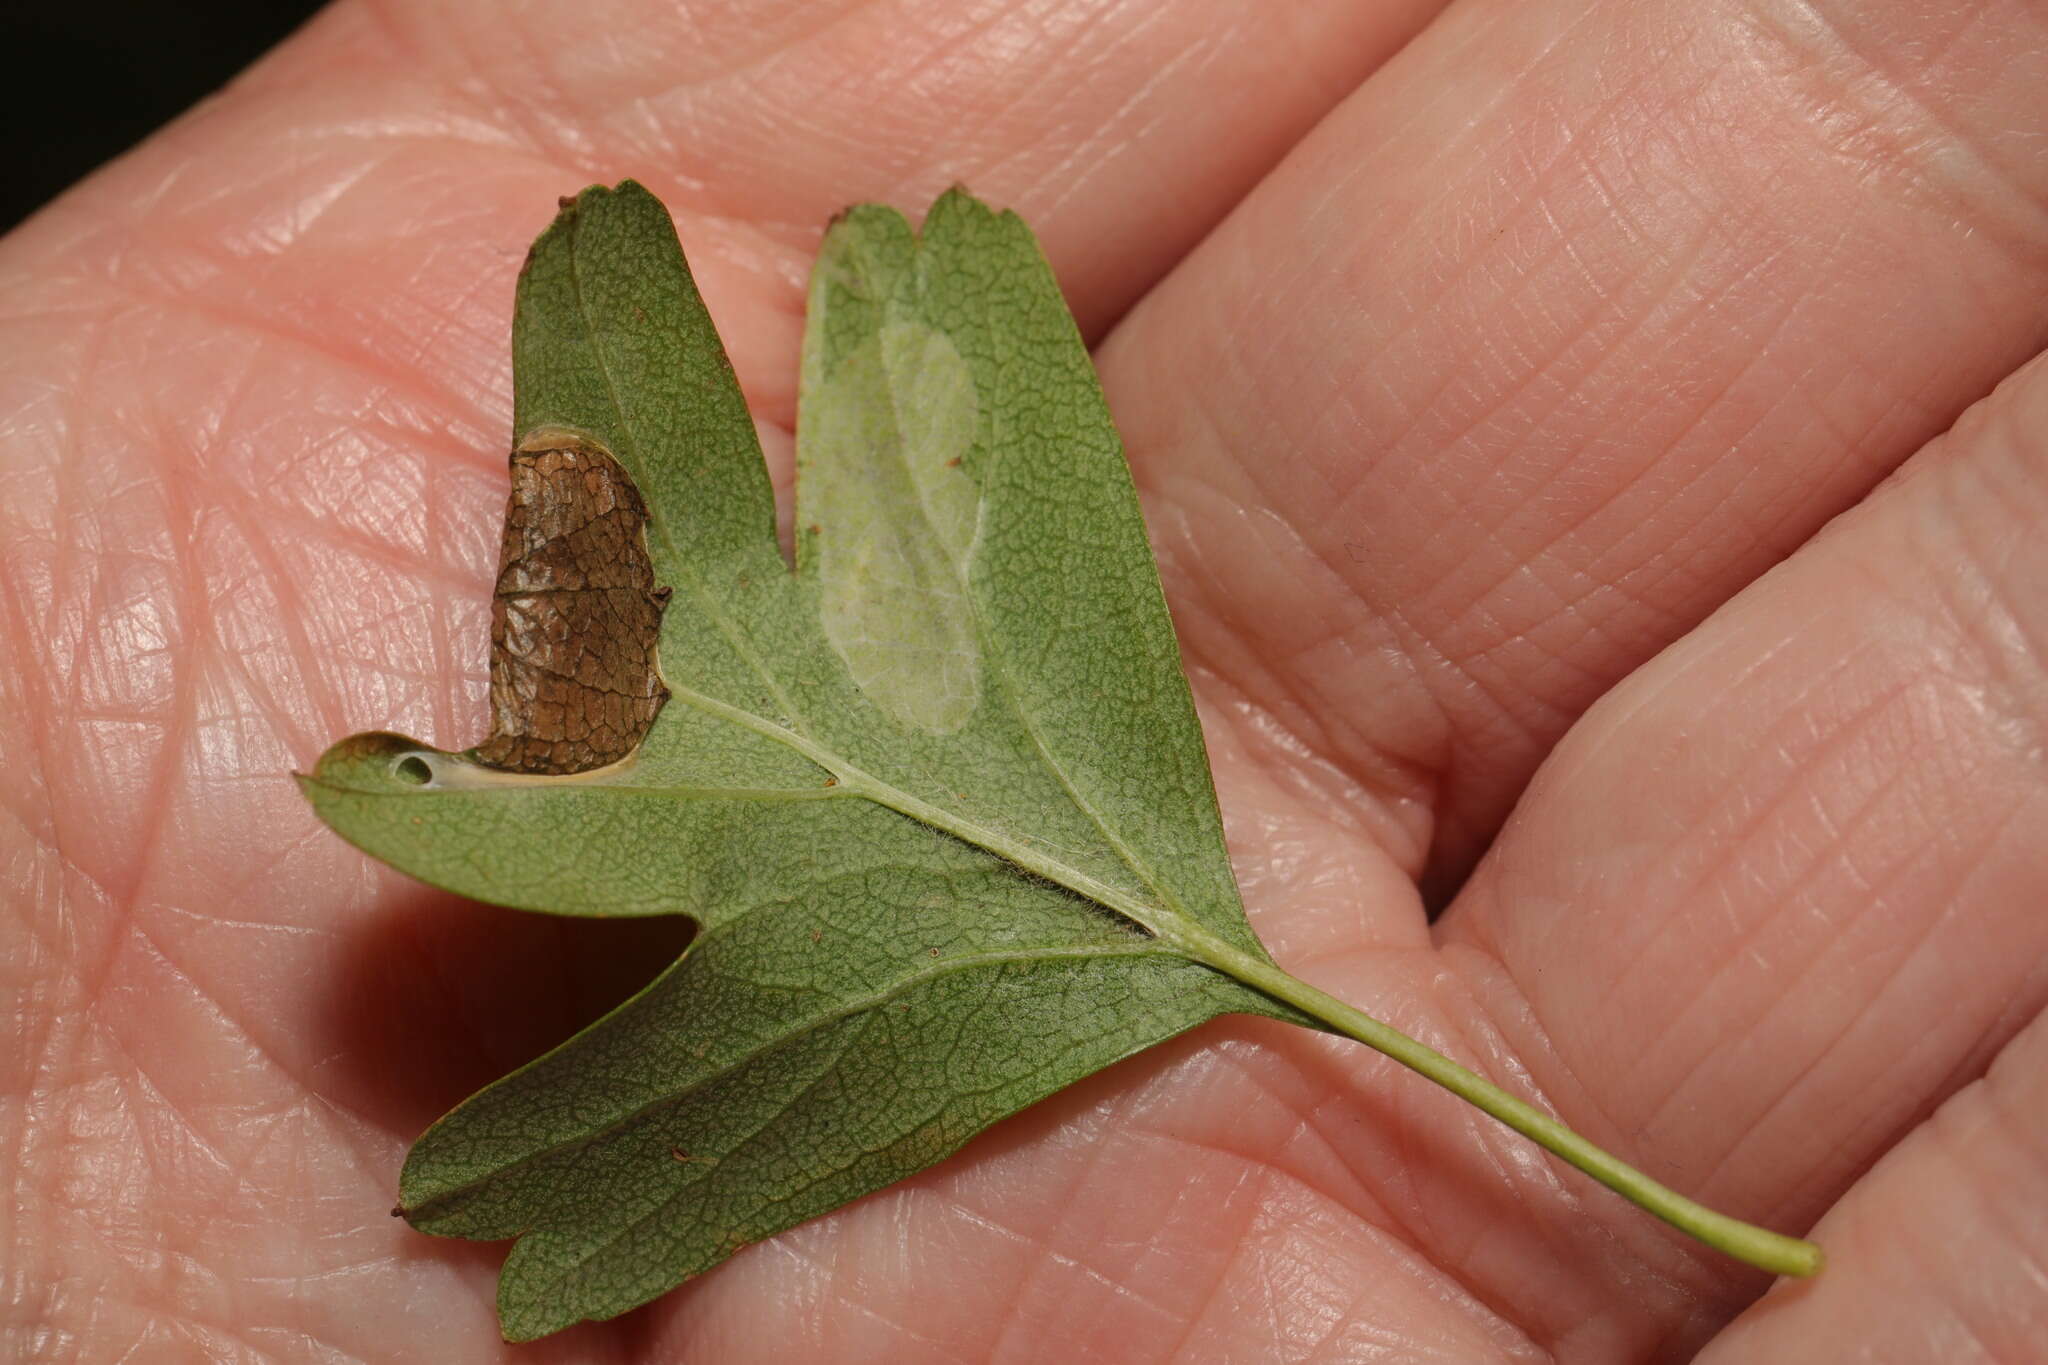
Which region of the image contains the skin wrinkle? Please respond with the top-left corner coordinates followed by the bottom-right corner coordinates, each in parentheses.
top-left (1740, 994), bottom-right (1958, 1235)
top-left (1167, 1194), bottom-right (1303, 1365)
top-left (85, 280), bottom-right (497, 470)
top-left (283, 502), bottom-right (496, 606)
top-left (1667, 405), bottom-right (1823, 592)
top-left (1210, 1118), bottom-right (1513, 1349)
top-left (1327, 1173), bottom-right (1549, 1365)
top-left (1810, 777), bottom-right (2048, 1064)
top-left (1032, 1237), bottom-right (1188, 1338)
top-left (207, 469), bottom-right (344, 768)
top-left (1146, 1169), bottom-right (1265, 1365)
top-left (1458, 841), bottom-right (1784, 1184)
top-left (1514, 250), bottom-right (1800, 594)
top-left (1655, 640), bottom-right (1900, 878)
top-left (1673, 874), bottom-right (1928, 1206)
top-left (811, 1267), bottom-right (956, 1363)
top-left (1523, 556), bottom-right (2048, 1334)
top-left (421, 452), bottom-right (472, 755)
top-left (1199, 1194), bottom-right (1359, 1365)
top-left (701, 1), bottom-right (958, 128)
top-left (1890, 1171), bottom-right (2006, 1365)
top-left (1388, 204), bottom-right (1636, 582)
top-left (183, 1315), bottom-right (324, 1365)
top-left (1218, 693), bottom-right (1410, 867)
top-left (1223, 548), bottom-right (1444, 833)
top-left (1146, 368), bottom-right (1351, 720)
top-left (1158, 480), bottom-right (1452, 826)
top-left (107, 1018), bottom-right (243, 1218)
top-left (1597, 679), bottom-right (1901, 1114)
top-left (105, 922), bottom-right (318, 1190)
top-left (1753, 0), bottom-right (2048, 260)
top-left (487, 6), bottom-right (608, 176)
top-left (1026, 45), bottom-right (1185, 226)
top-left (835, 1205), bottom-right (1014, 1362)
top-left (1296, 5), bottom-right (1642, 430)
top-left (915, 4), bottom-right (1117, 160)
top-left (1978, 1075), bottom-right (2048, 1278)
top-left (36, 335), bottom-right (106, 919)
top-left (1145, 1061), bottom-right (1385, 1222)
top-left (122, 153), bottom-right (389, 281)
top-left (1933, 451), bottom-right (2048, 742)
top-left (1146, 1141), bottom-right (1268, 1307)
top-left (1644, 664), bottom-right (2033, 1169)
top-left (82, 474), bottom-right (191, 938)
top-left (16, 890), bottom-right (86, 1168)
top-left (983, 1067), bottom-right (1156, 1362)
top-left (1412, 228), bottom-right (1794, 713)
top-left (835, 1277), bottom-right (975, 1365)
top-left (382, 249), bottom-right (511, 399)
top-left (1032, 1055), bottom-right (1384, 1358)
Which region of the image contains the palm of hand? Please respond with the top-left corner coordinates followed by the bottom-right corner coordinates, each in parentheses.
top-left (11, 3), bottom-right (2048, 1361)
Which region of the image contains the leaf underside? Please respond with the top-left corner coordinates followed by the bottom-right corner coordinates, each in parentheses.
top-left (301, 183), bottom-right (1299, 1340)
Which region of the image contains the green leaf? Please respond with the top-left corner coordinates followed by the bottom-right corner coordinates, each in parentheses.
top-left (300, 182), bottom-right (1820, 1341)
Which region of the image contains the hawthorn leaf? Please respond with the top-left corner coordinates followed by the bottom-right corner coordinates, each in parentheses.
top-left (299, 182), bottom-right (1821, 1342)
top-left (301, 182), bottom-right (1300, 1339)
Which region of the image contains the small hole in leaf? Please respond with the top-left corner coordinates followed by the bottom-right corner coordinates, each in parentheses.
top-left (394, 755), bottom-right (433, 785)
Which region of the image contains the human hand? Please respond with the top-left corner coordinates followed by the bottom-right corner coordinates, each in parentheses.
top-left (9, 2), bottom-right (2048, 1360)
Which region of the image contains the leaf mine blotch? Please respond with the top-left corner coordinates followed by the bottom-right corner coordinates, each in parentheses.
top-left (473, 428), bottom-right (671, 775)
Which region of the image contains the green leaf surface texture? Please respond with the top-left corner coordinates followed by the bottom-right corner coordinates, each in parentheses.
top-left (300, 183), bottom-right (1299, 1340)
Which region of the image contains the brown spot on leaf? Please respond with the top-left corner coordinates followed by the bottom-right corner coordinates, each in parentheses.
top-left (473, 429), bottom-right (671, 774)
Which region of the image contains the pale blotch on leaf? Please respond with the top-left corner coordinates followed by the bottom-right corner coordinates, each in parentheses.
top-left (812, 320), bottom-right (981, 735)
top-left (388, 747), bottom-right (640, 791)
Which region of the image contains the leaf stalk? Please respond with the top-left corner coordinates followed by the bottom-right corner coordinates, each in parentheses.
top-left (1190, 933), bottom-right (1823, 1279)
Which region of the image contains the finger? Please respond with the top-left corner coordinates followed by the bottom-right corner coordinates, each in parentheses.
top-left (37, 0), bottom-right (1449, 413)
top-left (1687, 994), bottom-right (2048, 1365)
top-left (1695, 1001), bottom-right (2048, 1362)
top-left (386, 0), bottom-right (1457, 336)
top-left (1098, 0), bottom-right (2048, 891)
top-left (1440, 345), bottom-right (2048, 1311)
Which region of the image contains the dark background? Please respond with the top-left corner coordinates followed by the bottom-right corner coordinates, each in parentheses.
top-left (5, 2), bottom-right (329, 233)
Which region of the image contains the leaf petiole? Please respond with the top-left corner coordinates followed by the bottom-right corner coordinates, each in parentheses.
top-left (1189, 932), bottom-right (1824, 1279)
